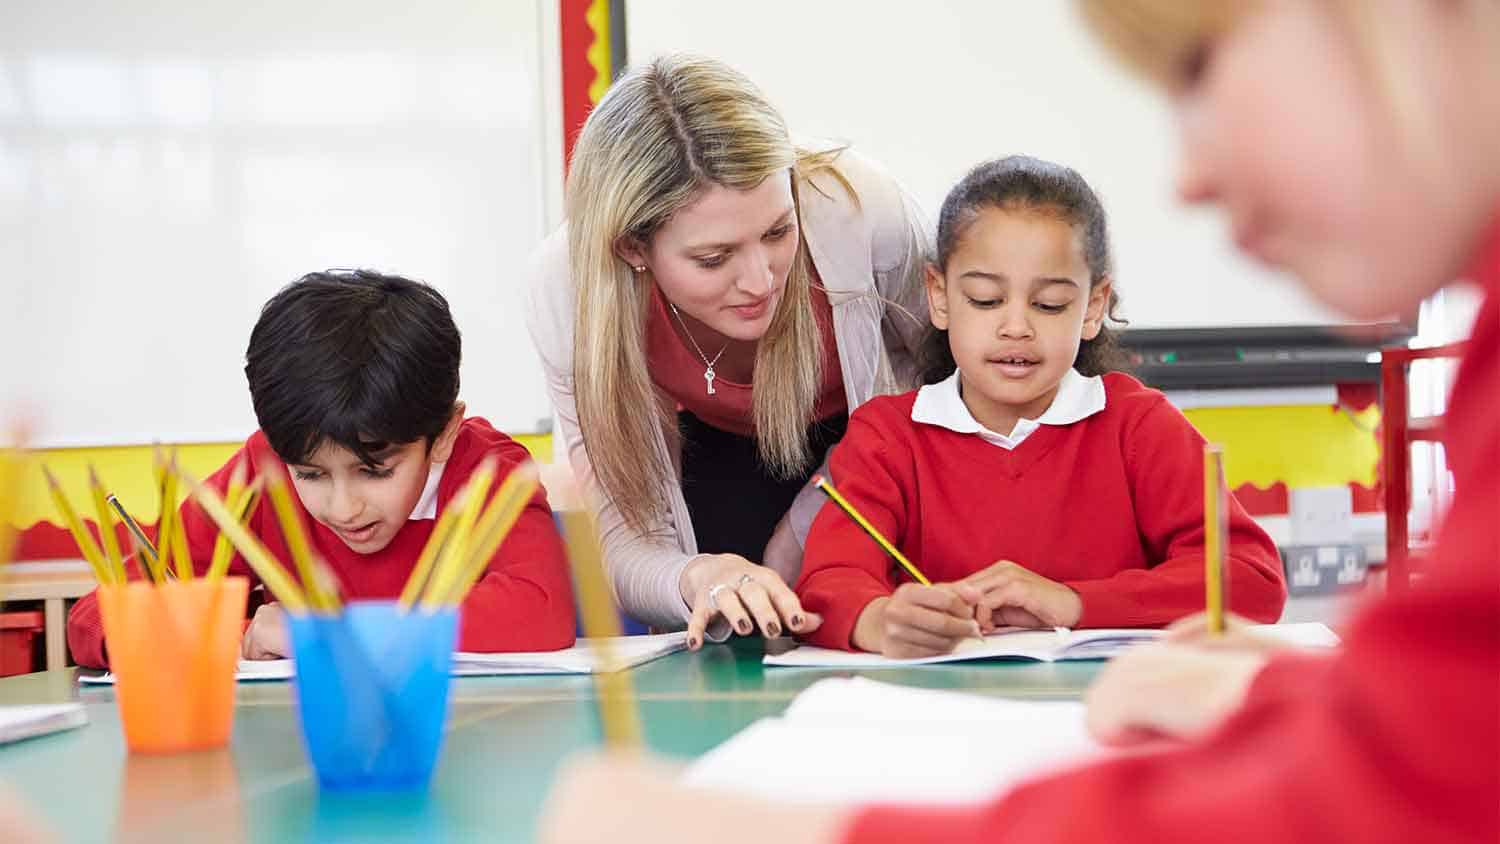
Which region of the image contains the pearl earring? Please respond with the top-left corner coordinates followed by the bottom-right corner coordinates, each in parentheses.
top-left (631, 265), bottom-right (646, 274)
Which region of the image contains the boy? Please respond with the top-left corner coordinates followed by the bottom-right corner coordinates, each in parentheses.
top-left (68, 270), bottom-right (576, 666)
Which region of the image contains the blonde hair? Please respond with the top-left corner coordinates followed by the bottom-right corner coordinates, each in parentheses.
top-left (1078, 0), bottom-right (1499, 153)
top-left (566, 53), bottom-right (847, 535)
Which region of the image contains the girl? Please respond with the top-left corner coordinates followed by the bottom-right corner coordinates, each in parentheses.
top-left (525, 54), bottom-right (930, 649)
top-left (796, 156), bottom-right (1285, 658)
top-left (539, 1), bottom-right (1499, 842)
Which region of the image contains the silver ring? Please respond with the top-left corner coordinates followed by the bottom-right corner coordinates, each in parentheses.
top-left (707, 583), bottom-right (731, 606)
top-left (735, 573), bottom-right (755, 589)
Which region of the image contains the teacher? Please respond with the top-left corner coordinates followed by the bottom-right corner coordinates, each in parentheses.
top-left (525, 53), bottom-right (930, 647)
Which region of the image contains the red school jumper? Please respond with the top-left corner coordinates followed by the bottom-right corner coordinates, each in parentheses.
top-left (67, 417), bottom-right (577, 668)
top-left (841, 231), bottom-right (1500, 842)
top-left (796, 372), bottom-right (1286, 650)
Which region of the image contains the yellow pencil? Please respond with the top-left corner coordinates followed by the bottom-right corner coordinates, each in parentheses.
top-left (42, 466), bottom-right (113, 584)
top-left (152, 455), bottom-right (179, 583)
top-left (1203, 444), bottom-right (1229, 635)
top-left (87, 467), bottom-right (127, 583)
top-left (812, 475), bottom-right (931, 586)
top-left (260, 458), bottom-right (339, 612)
top-left (559, 508), bottom-right (641, 747)
top-left (184, 472), bottom-right (309, 614)
top-left (420, 456), bottom-right (498, 609)
top-left (163, 459), bottom-right (195, 581)
top-left (206, 475), bottom-right (261, 583)
top-left (435, 463), bottom-right (539, 608)
top-left (398, 485), bottom-right (467, 610)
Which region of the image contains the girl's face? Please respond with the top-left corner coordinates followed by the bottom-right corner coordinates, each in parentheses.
top-left (1174, 0), bottom-right (1493, 318)
top-left (927, 207), bottom-right (1111, 435)
top-left (619, 173), bottom-right (799, 343)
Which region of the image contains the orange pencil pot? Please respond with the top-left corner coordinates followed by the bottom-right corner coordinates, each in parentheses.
top-left (96, 576), bottom-right (249, 753)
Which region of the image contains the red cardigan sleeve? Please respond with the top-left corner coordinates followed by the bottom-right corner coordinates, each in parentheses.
top-left (795, 406), bottom-right (912, 651)
top-left (452, 439), bottom-right (577, 652)
top-left (1067, 399), bottom-right (1287, 627)
top-left (844, 565), bottom-right (1498, 844)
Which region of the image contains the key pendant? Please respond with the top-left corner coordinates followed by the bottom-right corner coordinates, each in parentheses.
top-left (704, 366), bottom-right (717, 396)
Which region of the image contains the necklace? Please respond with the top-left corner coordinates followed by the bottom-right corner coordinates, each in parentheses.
top-left (668, 302), bottom-right (729, 395)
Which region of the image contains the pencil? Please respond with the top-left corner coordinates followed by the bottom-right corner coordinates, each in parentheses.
top-left (206, 477), bottom-right (262, 582)
top-left (559, 508), bottom-right (641, 747)
top-left (106, 494), bottom-right (159, 578)
top-left (811, 475), bottom-right (931, 586)
top-left (87, 467), bottom-right (127, 583)
top-left (184, 471), bottom-right (309, 613)
top-left (397, 485), bottom-right (465, 610)
top-left (437, 462), bottom-right (539, 608)
top-left (420, 456), bottom-right (498, 610)
top-left (42, 466), bottom-right (113, 584)
top-left (260, 457), bottom-right (339, 612)
top-left (1203, 444), bottom-right (1229, 635)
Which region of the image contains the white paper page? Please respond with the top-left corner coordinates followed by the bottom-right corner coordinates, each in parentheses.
top-left (0, 703), bottom-right (88, 744)
top-left (684, 678), bottom-right (1105, 805)
top-left (1250, 622), bottom-right (1340, 648)
top-left (78, 632), bottom-right (689, 684)
top-left (764, 628), bottom-right (1158, 668)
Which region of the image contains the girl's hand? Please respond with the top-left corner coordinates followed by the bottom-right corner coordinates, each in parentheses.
top-left (961, 560), bottom-right (1083, 631)
top-left (1084, 642), bottom-right (1269, 746)
top-left (681, 554), bottom-right (821, 650)
top-left (539, 752), bottom-right (844, 844)
top-left (853, 582), bottom-right (983, 658)
top-left (240, 603), bottom-right (289, 660)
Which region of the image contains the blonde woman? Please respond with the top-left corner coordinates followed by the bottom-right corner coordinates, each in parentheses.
top-left (539, 1), bottom-right (1500, 842)
top-left (526, 54), bottom-right (929, 647)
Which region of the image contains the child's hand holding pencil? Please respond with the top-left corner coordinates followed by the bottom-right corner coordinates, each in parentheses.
top-left (850, 581), bottom-right (984, 659)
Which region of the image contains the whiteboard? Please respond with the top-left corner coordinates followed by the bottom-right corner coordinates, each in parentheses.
top-left (0, 0), bottom-right (560, 448)
top-left (624, 0), bottom-right (1344, 331)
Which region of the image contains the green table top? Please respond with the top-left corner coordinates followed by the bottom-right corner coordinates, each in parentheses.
top-left (0, 640), bottom-right (1103, 843)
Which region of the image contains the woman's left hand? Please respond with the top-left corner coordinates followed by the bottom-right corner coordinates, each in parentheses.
top-left (960, 560), bottom-right (1083, 631)
top-left (538, 752), bottom-right (844, 844)
top-left (681, 554), bottom-right (822, 650)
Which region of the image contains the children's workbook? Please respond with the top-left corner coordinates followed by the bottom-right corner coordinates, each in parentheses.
top-left (79, 632), bottom-right (688, 684)
top-left (763, 622), bottom-right (1339, 668)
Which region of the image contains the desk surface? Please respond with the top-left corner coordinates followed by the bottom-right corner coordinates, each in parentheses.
top-left (0, 640), bottom-right (1103, 843)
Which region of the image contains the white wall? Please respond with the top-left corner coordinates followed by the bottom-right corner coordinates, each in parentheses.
top-left (625, 0), bottom-right (1344, 331)
top-left (0, 0), bottom-right (558, 447)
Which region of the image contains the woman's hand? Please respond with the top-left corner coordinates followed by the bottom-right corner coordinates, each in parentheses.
top-left (1084, 641), bottom-right (1269, 746)
top-left (680, 554), bottom-right (821, 650)
top-left (852, 582), bottom-right (983, 658)
top-left (240, 603), bottom-right (289, 660)
top-left (960, 560), bottom-right (1083, 631)
top-left (539, 752), bottom-right (844, 844)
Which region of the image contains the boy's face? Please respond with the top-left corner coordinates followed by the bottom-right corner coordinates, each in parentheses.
top-left (285, 408), bottom-right (464, 554)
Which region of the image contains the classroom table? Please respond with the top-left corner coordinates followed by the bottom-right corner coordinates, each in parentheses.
top-left (0, 640), bottom-right (1104, 843)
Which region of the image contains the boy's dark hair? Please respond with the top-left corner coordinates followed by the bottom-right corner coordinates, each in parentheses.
top-left (245, 269), bottom-right (462, 467)
top-left (919, 155), bottom-right (1130, 384)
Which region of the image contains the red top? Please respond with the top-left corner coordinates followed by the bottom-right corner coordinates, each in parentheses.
top-left (646, 276), bottom-right (847, 435)
top-left (66, 417), bottom-right (577, 668)
top-left (796, 372), bottom-right (1287, 649)
top-left (842, 228), bottom-right (1500, 843)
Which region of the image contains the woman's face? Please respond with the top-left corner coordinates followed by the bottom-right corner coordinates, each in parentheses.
top-left (625, 173), bottom-right (799, 343)
top-left (1172, 0), bottom-right (1493, 319)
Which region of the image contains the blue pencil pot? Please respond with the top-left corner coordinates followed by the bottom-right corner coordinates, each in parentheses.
top-left (288, 601), bottom-right (458, 792)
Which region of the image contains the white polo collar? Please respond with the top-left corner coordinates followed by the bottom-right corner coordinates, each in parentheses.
top-left (408, 462), bottom-right (446, 521)
top-left (911, 368), bottom-right (1106, 450)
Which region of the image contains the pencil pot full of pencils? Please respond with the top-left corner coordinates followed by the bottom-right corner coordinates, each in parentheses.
top-left (97, 576), bottom-right (249, 753)
top-left (288, 601), bottom-right (458, 792)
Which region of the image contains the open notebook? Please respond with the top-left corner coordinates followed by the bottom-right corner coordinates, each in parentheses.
top-left (685, 677), bottom-right (1108, 805)
top-left (79, 632), bottom-right (687, 684)
top-left (0, 703), bottom-right (88, 744)
top-left (764, 622), bottom-right (1340, 668)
